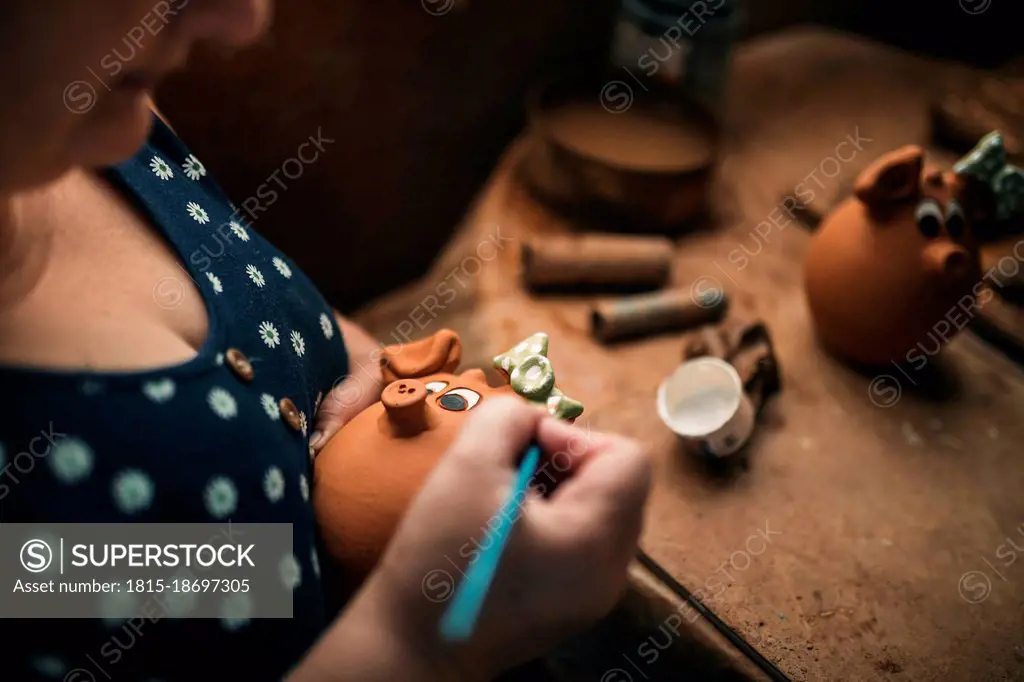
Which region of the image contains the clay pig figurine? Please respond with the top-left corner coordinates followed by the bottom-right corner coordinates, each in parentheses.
top-left (313, 329), bottom-right (582, 583)
top-left (804, 143), bottom-right (995, 366)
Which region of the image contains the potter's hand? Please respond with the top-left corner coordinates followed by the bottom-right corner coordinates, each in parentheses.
top-left (309, 313), bottom-right (384, 452)
top-left (298, 397), bottom-right (652, 682)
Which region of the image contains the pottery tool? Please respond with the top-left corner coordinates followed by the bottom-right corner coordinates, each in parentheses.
top-left (521, 233), bottom-right (673, 291)
top-left (591, 287), bottom-right (728, 343)
top-left (440, 442), bottom-right (541, 642)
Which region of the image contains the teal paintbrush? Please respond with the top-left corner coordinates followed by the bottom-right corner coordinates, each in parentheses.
top-left (439, 442), bottom-right (541, 642)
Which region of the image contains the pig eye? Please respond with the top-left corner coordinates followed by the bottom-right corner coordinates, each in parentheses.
top-left (438, 388), bottom-right (481, 412)
top-left (945, 200), bottom-right (966, 238)
top-left (424, 381), bottom-right (448, 395)
top-left (914, 199), bottom-right (943, 239)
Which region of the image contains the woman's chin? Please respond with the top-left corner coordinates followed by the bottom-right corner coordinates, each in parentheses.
top-left (75, 91), bottom-right (158, 168)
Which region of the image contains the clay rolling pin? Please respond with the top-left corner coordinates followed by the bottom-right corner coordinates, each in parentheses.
top-left (521, 233), bottom-right (673, 290)
top-left (591, 287), bottom-right (729, 343)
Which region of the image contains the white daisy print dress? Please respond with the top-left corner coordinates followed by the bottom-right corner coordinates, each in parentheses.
top-left (0, 115), bottom-right (351, 681)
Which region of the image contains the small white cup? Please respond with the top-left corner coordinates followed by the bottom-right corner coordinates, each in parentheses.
top-left (656, 356), bottom-right (755, 457)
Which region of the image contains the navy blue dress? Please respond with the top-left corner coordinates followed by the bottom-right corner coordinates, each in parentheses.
top-left (0, 118), bottom-right (349, 681)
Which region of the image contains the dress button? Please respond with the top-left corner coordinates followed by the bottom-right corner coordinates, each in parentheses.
top-left (279, 398), bottom-right (303, 432)
top-left (225, 348), bottom-right (254, 383)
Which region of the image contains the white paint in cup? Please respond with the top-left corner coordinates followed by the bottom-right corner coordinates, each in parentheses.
top-left (656, 356), bottom-right (755, 457)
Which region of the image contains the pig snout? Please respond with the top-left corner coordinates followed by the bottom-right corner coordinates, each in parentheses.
top-left (382, 379), bottom-right (431, 436)
top-left (924, 241), bottom-right (972, 283)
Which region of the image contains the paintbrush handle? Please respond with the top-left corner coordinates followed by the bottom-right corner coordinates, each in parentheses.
top-left (439, 443), bottom-right (541, 642)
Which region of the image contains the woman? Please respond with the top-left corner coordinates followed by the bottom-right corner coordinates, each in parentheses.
top-left (0, 2), bottom-right (651, 680)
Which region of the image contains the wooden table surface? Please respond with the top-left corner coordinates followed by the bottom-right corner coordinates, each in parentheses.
top-left (355, 28), bottom-right (1024, 682)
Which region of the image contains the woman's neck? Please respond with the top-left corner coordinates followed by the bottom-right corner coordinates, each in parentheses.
top-left (0, 191), bottom-right (22, 279)
top-left (0, 189), bottom-right (15, 242)
top-left (0, 180), bottom-right (60, 310)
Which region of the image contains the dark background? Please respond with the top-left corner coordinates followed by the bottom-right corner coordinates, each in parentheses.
top-left (157, 0), bottom-right (1021, 312)
top-left (825, 0), bottom-right (1017, 67)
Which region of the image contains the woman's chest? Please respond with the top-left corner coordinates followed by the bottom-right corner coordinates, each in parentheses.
top-left (1, 169), bottom-right (211, 371)
top-left (2, 155), bottom-right (350, 527)
top-left (6, 160), bottom-right (348, 403)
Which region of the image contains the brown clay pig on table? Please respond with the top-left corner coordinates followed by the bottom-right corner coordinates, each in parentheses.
top-left (804, 144), bottom-right (994, 367)
top-left (313, 329), bottom-right (583, 586)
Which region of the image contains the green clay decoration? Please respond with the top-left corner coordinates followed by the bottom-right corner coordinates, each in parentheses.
top-left (954, 131), bottom-right (1006, 181)
top-left (954, 130), bottom-right (1024, 222)
top-left (493, 333), bottom-right (584, 421)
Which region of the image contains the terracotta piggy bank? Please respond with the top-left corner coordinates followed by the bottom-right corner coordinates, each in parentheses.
top-left (804, 144), bottom-right (993, 366)
top-left (313, 329), bottom-right (582, 583)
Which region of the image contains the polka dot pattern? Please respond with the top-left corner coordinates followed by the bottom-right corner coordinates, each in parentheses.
top-left (204, 477), bottom-right (238, 519)
top-left (221, 592), bottom-right (254, 631)
top-left (143, 378), bottom-right (176, 403)
top-left (80, 379), bottom-right (104, 396)
top-left (112, 469), bottom-right (154, 515)
top-left (264, 467), bottom-right (285, 502)
top-left (49, 438), bottom-right (94, 485)
top-left (31, 655), bottom-right (65, 678)
top-left (279, 553), bottom-right (302, 591)
top-left (208, 387), bottom-right (238, 420)
top-left (2, 111), bottom-right (341, 680)
top-left (100, 585), bottom-right (140, 626)
top-left (163, 583), bottom-right (199, 618)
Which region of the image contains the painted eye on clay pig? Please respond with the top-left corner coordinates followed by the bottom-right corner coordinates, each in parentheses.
top-left (945, 200), bottom-right (966, 238)
top-left (438, 388), bottom-right (481, 411)
top-left (424, 381), bottom-right (449, 395)
top-left (914, 198), bottom-right (943, 239)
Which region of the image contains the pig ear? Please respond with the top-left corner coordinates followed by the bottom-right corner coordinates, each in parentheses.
top-left (854, 145), bottom-right (924, 208)
top-left (380, 329), bottom-right (462, 383)
top-left (459, 368), bottom-right (488, 384)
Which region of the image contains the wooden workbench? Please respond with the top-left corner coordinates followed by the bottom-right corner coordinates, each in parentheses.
top-left (355, 29), bottom-right (1024, 682)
